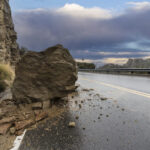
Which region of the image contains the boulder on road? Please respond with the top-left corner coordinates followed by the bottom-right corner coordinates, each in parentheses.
top-left (12, 44), bottom-right (77, 104)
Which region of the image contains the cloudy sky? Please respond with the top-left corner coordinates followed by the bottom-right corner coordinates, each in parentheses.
top-left (10, 0), bottom-right (150, 65)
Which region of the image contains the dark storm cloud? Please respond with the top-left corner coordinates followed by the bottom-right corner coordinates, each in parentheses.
top-left (13, 6), bottom-right (150, 60)
top-left (71, 50), bottom-right (150, 60)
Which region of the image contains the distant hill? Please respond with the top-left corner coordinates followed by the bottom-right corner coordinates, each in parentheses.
top-left (100, 58), bottom-right (150, 69)
top-left (77, 62), bottom-right (96, 69)
top-left (124, 58), bottom-right (150, 68)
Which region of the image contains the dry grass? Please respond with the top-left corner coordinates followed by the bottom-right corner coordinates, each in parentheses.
top-left (0, 64), bottom-right (15, 92)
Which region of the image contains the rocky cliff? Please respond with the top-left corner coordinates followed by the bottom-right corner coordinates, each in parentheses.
top-left (0, 0), bottom-right (19, 65)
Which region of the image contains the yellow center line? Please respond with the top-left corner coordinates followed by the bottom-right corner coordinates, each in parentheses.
top-left (80, 77), bottom-right (150, 99)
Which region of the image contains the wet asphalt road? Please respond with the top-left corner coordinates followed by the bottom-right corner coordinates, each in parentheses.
top-left (19, 72), bottom-right (150, 150)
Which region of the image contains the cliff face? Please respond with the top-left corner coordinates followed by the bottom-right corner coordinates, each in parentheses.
top-left (0, 0), bottom-right (19, 65)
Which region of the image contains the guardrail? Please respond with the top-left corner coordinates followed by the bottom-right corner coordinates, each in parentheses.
top-left (79, 68), bottom-right (150, 75)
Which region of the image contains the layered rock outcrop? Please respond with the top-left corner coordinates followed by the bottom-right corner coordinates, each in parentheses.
top-left (0, 0), bottom-right (19, 65)
top-left (12, 45), bottom-right (77, 104)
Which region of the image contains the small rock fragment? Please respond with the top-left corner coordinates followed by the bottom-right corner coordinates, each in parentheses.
top-left (15, 119), bottom-right (35, 131)
top-left (75, 116), bottom-right (79, 120)
top-left (121, 108), bottom-right (125, 111)
top-left (0, 116), bottom-right (16, 125)
top-left (75, 83), bottom-right (80, 88)
top-left (95, 94), bottom-right (101, 98)
top-left (15, 130), bottom-right (24, 136)
top-left (75, 101), bottom-right (78, 104)
top-left (43, 101), bottom-right (50, 109)
top-left (101, 97), bottom-right (107, 101)
top-left (34, 110), bottom-right (42, 116)
top-left (35, 112), bottom-right (48, 122)
top-left (79, 104), bottom-right (82, 108)
top-left (0, 108), bottom-right (5, 119)
top-left (44, 128), bottom-right (50, 131)
top-left (82, 89), bottom-right (90, 92)
top-left (32, 102), bottom-right (42, 110)
top-left (0, 123), bottom-right (12, 135)
top-left (10, 127), bottom-right (16, 135)
top-left (62, 97), bottom-right (68, 101)
top-left (68, 122), bottom-right (76, 128)
top-left (90, 89), bottom-right (94, 91)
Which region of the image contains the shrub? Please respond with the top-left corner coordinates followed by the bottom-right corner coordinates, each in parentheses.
top-left (77, 62), bottom-right (96, 69)
top-left (19, 46), bottom-right (28, 56)
top-left (0, 64), bottom-right (14, 93)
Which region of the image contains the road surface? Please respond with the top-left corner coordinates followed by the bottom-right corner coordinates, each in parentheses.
top-left (18, 72), bottom-right (150, 150)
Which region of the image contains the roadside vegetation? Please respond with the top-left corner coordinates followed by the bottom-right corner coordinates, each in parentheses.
top-left (19, 46), bottom-right (29, 56)
top-left (77, 62), bottom-right (96, 69)
top-left (0, 64), bottom-right (15, 92)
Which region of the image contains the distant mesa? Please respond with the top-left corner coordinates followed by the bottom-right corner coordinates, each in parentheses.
top-left (100, 58), bottom-right (150, 69)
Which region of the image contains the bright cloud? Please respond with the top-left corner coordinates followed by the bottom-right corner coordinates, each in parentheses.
top-left (102, 58), bottom-right (128, 65)
top-left (76, 58), bottom-right (128, 66)
top-left (57, 3), bottom-right (112, 19)
top-left (127, 1), bottom-right (150, 10)
top-left (75, 59), bottom-right (94, 63)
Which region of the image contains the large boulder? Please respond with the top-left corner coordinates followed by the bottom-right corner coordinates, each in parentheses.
top-left (12, 45), bottom-right (77, 104)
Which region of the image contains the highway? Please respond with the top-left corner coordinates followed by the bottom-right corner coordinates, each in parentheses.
top-left (18, 72), bottom-right (150, 150)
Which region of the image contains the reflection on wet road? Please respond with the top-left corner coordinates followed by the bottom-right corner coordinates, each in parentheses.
top-left (19, 73), bottom-right (150, 150)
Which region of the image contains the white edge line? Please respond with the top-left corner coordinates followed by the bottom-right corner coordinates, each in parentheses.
top-left (10, 130), bottom-right (26, 150)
